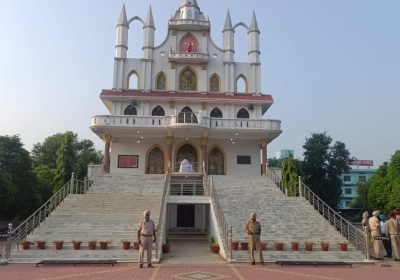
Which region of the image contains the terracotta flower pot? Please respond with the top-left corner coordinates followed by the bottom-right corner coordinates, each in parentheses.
top-left (22, 243), bottom-right (30, 250)
top-left (339, 243), bottom-right (348, 251)
top-left (88, 242), bottom-right (97, 250)
top-left (73, 242), bottom-right (81, 250)
top-left (122, 242), bottom-right (131, 250)
top-left (37, 242), bottom-right (46, 250)
top-left (162, 245), bottom-right (170, 253)
top-left (241, 242), bottom-right (248, 250)
top-left (133, 242), bottom-right (140, 250)
top-left (100, 242), bottom-right (108, 250)
top-left (291, 243), bottom-right (299, 251)
top-left (261, 243), bottom-right (268, 250)
top-left (231, 242), bottom-right (239, 250)
top-left (305, 243), bottom-right (313, 251)
top-left (211, 245), bottom-right (220, 253)
top-left (275, 243), bottom-right (284, 251)
top-left (321, 243), bottom-right (329, 251)
top-left (55, 242), bottom-right (64, 250)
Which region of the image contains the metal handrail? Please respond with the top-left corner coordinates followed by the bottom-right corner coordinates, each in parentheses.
top-left (209, 175), bottom-right (230, 258)
top-left (10, 166), bottom-right (103, 246)
top-left (155, 162), bottom-right (171, 259)
top-left (268, 169), bottom-right (366, 253)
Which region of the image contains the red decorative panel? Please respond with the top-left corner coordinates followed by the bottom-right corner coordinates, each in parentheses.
top-left (118, 155), bottom-right (138, 168)
top-left (180, 34), bottom-right (198, 52)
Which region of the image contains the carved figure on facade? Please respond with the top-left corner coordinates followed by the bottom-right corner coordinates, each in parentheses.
top-left (210, 76), bottom-right (219, 92)
top-left (185, 41), bottom-right (194, 52)
top-left (147, 147), bottom-right (164, 174)
top-left (156, 74), bottom-right (166, 90)
top-left (208, 148), bottom-right (224, 175)
top-left (179, 69), bottom-right (197, 91)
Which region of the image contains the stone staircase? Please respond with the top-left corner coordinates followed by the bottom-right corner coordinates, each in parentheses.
top-left (212, 175), bottom-right (365, 263)
top-left (8, 174), bottom-right (166, 263)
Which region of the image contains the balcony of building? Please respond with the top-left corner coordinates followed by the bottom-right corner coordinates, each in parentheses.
top-left (168, 19), bottom-right (210, 31)
top-left (168, 52), bottom-right (209, 64)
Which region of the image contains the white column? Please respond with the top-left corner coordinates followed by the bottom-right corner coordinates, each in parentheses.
top-left (202, 204), bottom-right (206, 233)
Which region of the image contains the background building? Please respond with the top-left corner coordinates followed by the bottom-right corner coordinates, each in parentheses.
top-left (275, 149), bottom-right (294, 159)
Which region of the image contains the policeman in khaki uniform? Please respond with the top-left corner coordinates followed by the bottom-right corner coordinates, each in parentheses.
top-left (244, 212), bottom-right (265, 266)
top-left (137, 210), bottom-right (156, 268)
top-left (386, 212), bottom-right (400, 261)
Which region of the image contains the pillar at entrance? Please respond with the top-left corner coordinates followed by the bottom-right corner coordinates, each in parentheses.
top-left (166, 136), bottom-right (173, 171)
top-left (201, 137), bottom-right (208, 173)
top-left (201, 204), bottom-right (207, 233)
top-left (103, 135), bottom-right (112, 173)
top-left (261, 139), bottom-right (268, 176)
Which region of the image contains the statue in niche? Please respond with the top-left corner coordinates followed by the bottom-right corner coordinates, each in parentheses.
top-left (185, 41), bottom-right (194, 52)
top-left (210, 76), bottom-right (219, 92)
top-left (157, 74), bottom-right (165, 90)
top-left (179, 69), bottom-right (197, 91)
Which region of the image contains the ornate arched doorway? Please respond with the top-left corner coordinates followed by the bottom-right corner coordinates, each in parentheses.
top-left (176, 144), bottom-right (198, 164)
top-left (208, 147), bottom-right (225, 175)
top-left (147, 147), bottom-right (165, 174)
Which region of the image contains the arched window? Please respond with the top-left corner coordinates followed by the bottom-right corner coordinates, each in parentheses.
top-left (237, 108), bottom-right (249, 119)
top-left (178, 106), bottom-right (198, 123)
top-left (179, 68), bottom-right (197, 91)
top-left (187, 10), bottom-right (192, 19)
top-left (152, 106), bottom-right (165, 116)
top-left (156, 73), bottom-right (166, 90)
top-left (195, 11), bottom-right (198, 19)
top-left (210, 108), bottom-right (223, 118)
top-left (210, 74), bottom-right (220, 92)
top-left (236, 75), bottom-right (247, 93)
top-left (127, 71), bottom-right (139, 89)
top-left (124, 105), bottom-right (137, 115)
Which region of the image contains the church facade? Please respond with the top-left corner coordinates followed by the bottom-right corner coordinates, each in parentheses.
top-left (90, 0), bottom-right (282, 176)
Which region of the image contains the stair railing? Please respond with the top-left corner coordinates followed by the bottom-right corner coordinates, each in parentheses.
top-left (155, 163), bottom-right (171, 260)
top-left (209, 175), bottom-right (230, 259)
top-left (10, 165), bottom-right (104, 250)
top-left (268, 169), bottom-right (366, 256)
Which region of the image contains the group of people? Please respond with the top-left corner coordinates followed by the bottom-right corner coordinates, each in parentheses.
top-left (362, 209), bottom-right (400, 261)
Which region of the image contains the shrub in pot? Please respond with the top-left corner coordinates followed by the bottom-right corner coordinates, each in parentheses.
top-left (36, 240), bottom-right (46, 250)
top-left (20, 240), bottom-right (31, 250)
top-left (291, 241), bottom-right (299, 251)
top-left (72, 240), bottom-right (82, 250)
top-left (54, 240), bottom-right (64, 250)
top-left (275, 242), bottom-right (284, 251)
top-left (241, 241), bottom-right (249, 250)
top-left (100, 240), bottom-right (111, 250)
top-left (162, 236), bottom-right (170, 253)
top-left (88, 240), bottom-right (97, 250)
top-left (261, 242), bottom-right (268, 251)
top-left (321, 242), bottom-right (329, 251)
top-left (231, 240), bottom-right (239, 250)
top-left (305, 241), bottom-right (313, 251)
top-left (121, 240), bottom-right (131, 250)
top-left (339, 241), bottom-right (348, 251)
top-left (210, 236), bottom-right (220, 254)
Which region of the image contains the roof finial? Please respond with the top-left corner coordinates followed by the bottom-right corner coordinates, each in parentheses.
top-left (145, 5), bottom-right (155, 27)
top-left (117, 4), bottom-right (128, 26)
top-left (223, 9), bottom-right (233, 30)
top-left (249, 10), bottom-right (259, 31)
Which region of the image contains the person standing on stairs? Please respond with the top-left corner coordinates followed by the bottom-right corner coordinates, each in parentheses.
top-left (244, 212), bottom-right (265, 266)
top-left (137, 210), bottom-right (156, 268)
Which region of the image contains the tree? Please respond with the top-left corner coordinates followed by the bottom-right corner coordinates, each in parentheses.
top-left (282, 153), bottom-right (304, 196)
top-left (31, 133), bottom-right (65, 169)
top-left (302, 132), bottom-right (352, 209)
top-left (0, 135), bottom-right (42, 220)
top-left (0, 167), bottom-right (18, 220)
top-left (34, 165), bottom-right (56, 203)
top-left (53, 132), bottom-right (76, 191)
top-left (348, 181), bottom-right (369, 209)
top-left (366, 162), bottom-right (389, 212)
top-left (267, 158), bottom-right (283, 168)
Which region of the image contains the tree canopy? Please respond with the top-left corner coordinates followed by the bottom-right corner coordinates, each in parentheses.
top-left (282, 153), bottom-right (304, 196)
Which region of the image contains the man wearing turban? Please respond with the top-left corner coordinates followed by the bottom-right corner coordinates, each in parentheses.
top-left (244, 212), bottom-right (264, 266)
top-left (361, 211), bottom-right (374, 259)
top-left (379, 214), bottom-right (392, 258)
top-left (386, 212), bottom-right (400, 261)
top-left (137, 210), bottom-right (156, 268)
top-left (369, 210), bottom-right (386, 260)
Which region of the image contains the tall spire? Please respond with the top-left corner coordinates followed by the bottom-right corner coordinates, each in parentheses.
top-left (223, 9), bottom-right (233, 30)
top-left (249, 10), bottom-right (259, 31)
top-left (145, 6), bottom-right (155, 28)
top-left (117, 4), bottom-right (128, 27)
top-left (180, 0), bottom-right (199, 8)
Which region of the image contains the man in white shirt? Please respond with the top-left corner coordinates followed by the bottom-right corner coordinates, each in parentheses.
top-left (380, 214), bottom-right (392, 258)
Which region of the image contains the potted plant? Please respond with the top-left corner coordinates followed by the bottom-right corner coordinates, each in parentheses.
top-left (305, 241), bottom-right (313, 251)
top-left (261, 242), bottom-right (268, 250)
top-left (133, 241), bottom-right (140, 250)
top-left (121, 240), bottom-right (131, 250)
top-left (20, 240), bottom-right (31, 250)
top-left (72, 240), bottom-right (82, 250)
top-left (275, 242), bottom-right (284, 251)
top-left (291, 241), bottom-right (299, 251)
top-left (321, 242), bottom-right (329, 251)
top-left (339, 241), bottom-right (349, 251)
top-left (36, 240), bottom-right (46, 250)
top-left (231, 240), bottom-right (239, 250)
top-left (162, 236), bottom-right (170, 253)
top-left (88, 240), bottom-right (97, 250)
top-left (99, 240), bottom-right (111, 250)
top-left (241, 241), bottom-right (249, 250)
top-left (54, 240), bottom-right (64, 250)
top-left (210, 236), bottom-right (220, 253)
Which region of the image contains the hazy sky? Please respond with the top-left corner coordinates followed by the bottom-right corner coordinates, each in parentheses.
top-left (1, 0), bottom-right (399, 167)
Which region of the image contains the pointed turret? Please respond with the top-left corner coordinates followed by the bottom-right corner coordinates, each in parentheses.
top-left (180, 0), bottom-right (199, 8)
top-left (179, 0), bottom-right (201, 19)
top-left (223, 9), bottom-right (233, 31)
top-left (249, 10), bottom-right (259, 32)
top-left (144, 6), bottom-right (155, 28)
top-left (117, 4), bottom-right (128, 27)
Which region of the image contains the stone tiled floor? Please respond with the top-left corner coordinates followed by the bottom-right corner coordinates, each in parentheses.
top-left (1, 261), bottom-right (400, 280)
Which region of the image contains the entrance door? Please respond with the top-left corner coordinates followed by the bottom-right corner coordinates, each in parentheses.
top-left (177, 205), bottom-right (195, 227)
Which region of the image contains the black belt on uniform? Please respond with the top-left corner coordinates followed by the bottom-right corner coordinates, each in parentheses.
top-left (248, 233), bottom-right (260, 235)
top-left (390, 234), bottom-right (400, 236)
top-left (141, 234), bottom-right (153, 237)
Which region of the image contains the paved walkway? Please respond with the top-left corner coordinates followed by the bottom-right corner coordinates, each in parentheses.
top-left (1, 261), bottom-right (400, 280)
